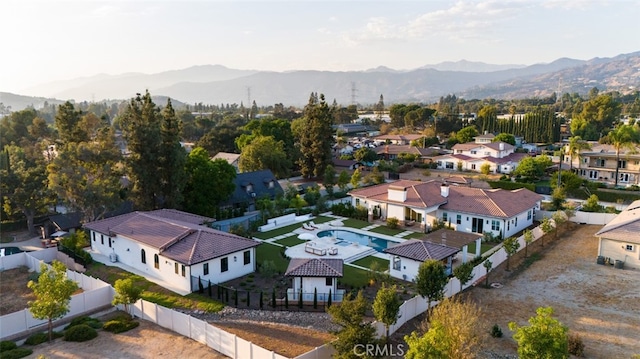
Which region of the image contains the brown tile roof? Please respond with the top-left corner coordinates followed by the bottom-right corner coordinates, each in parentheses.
top-left (422, 228), bottom-right (482, 248)
top-left (83, 210), bottom-right (258, 265)
top-left (350, 180), bottom-right (542, 218)
top-left (145, 209), bottom-right (215, 224)
top-left (595, 200), bottom-right (640, 244)
top-left (442, 186), bottom-right (542, 218)
top-left (384, 238), bottom-right (459, 262)
top-left (376, 145), bottom-right (440, 157)
top-left (285, 258), bottom-right (344, 277)
top-left (452, 141), bottom-right (514, 152)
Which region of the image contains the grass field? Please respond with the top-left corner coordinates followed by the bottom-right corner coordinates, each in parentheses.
top-left (351, 256), bottom-right (389, 271)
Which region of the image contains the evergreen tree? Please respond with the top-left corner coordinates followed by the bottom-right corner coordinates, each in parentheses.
top-left (159, 99), bottom-right (187, 208)
top-left (121, 91), bottom-right (162, 210)
top-left (55, 101), bottom-right (88, 145)
top-left (296, 93), bottom-right (334, 178)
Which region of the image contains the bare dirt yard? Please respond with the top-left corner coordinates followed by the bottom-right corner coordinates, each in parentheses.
top-left (468, 224), bottom-right (640, 358)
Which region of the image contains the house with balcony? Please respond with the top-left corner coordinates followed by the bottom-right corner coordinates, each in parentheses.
top-left (349, 179), bottom-right (542, 239)
top-left (565, 142), bottom-right (640, 187)
top-left (433, 141), bottom-right (528, 174)
top-left (84, 209), bottom-right (260, 295)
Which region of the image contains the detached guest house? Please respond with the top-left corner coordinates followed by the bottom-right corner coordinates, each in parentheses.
top-left (84, 209), bottom-right (260, 294)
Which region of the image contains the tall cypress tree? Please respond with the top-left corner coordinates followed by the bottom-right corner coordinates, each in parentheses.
top-left (159, 99), bottom-right (187, 209)
top-left (296, 93), bottom-right (334, 178)
top-left (121, 90), bottom-right (162, 210)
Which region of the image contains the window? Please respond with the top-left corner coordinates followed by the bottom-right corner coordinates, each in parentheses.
top-left (527, 210), bottom-right (532, 220)
top-left (203, 263), bottom-right (209, 275)
top-left (154, 254), bottom-right (159, 269)
top-left (355, 198), bottom-right (360, 206)
top-left (515, 217), bottom-right (518, 226)
top-left (175, 262), bottom-right (179, 274)
top-left (626, 244), bottom-right (634, 251)
top-left (442, 212), bottom-right (448, 222)
top-left (326, 277), bottom-right (333, 286)
top-left (437, 161), bottom-right (442, 167)
top-left (221, 257), bottom-right (229, 272)
top-left (141, 249), bottom-right (146, 264)
top-left (181, 265), bottom-right (185, 277)
top-left (618, 160), bottom-right (626, 169)
top-left (445, 162), bottom-right (454, 169)
top-left (108, 237), bottom-right (112, 248)
top-left (471, 164), bottom-right (476, 170)
top-left (620, 173), bottom-right (630, 182)
top-left (101, 235), bottom-right (104, 245)
top-left (243, 250), bottom-right (250, 265)
top-left (484, 152), bottom-right (490, 156)
top-left (596, 159), bottom-right (605, 167)
top-left (456, 214), bottom-right (461, 225)
top-left (589, 170), bottom-right (598, 179)
top-left (92, 232), bottom-right (96, 242)
top-left (470, 150), bottom-right (477, 155)
top-left (491, 220), bottom-right (500, 231)
top-left (393, 256), bottom-right (401, 270)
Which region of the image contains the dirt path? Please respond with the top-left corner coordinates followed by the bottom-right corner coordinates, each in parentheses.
top-left (468, 224), bottom-right (640, 357)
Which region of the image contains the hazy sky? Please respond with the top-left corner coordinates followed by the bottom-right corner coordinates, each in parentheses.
top-left (2, 0), bottom-right (639, 95)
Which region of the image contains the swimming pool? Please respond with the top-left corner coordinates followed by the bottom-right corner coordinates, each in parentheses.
top-left (0, 247), bottom-right (24, 256)
top-left (317, 230), bottom-right (396, 252)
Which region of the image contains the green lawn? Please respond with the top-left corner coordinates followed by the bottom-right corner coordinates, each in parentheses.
top-left (340, 265), bottom-right (370, 289)
top-left (369, 225), bottom-right (404, 236)
top-left (274, 236), bottom-right (305, 247)
top-left (252, 215), bottom-right (333, 240)
top-left (466, 241), bottom-right (497, 255)
top-left (352, 256), bottom-right (389, 271)
top-left (256, 242), bottom-right (290, 273)
top-left (340, 218), bottom-right (370, 229)
top-left (404, 231), bottom-right (426, 239)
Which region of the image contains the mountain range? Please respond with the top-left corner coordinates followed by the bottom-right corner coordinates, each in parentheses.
top-left (2, 52), bottom-right (639, 111)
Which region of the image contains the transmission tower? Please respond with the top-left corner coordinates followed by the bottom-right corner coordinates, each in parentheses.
top-left (247, 86), bottom-right (252, 105)
top-left (351, 82), bottom-right (358, 106)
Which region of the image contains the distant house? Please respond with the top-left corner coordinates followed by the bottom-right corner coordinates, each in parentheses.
top-left (349, 179), bottom-right (542, 238)
top-left (224, 169), bottom-right (283, 211)
top-left (376, 144), bottom-right (441, 162)
top-left (332, 158), bottom-right (362, 171)
top-left (473, 133), bottom-right (495, 144)
top-left (84, 209), bottom-right (260, 295)
top-left (285, 258), bottom-right (345, 302)
top-left (39, 212), bottom-right (82, 239)
top-left (595, 200), bottom-right (640, 270)
top-left (433, 141), bottom-right (528, 174)
top-left (212, 152), bottom-right (241, 172)
top-left (566, 142), bottom-right (640, 187)
top-left (374, 134), bottom-right (423, 145)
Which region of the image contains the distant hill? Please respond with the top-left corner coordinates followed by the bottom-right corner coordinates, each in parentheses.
top-left (0, 92), bottom-right (65, 111)
top-left (3, 52), bottom-right (639, 109)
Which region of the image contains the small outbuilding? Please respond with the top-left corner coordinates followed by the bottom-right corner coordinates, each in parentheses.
top-left (285, 258), bottom-right (345, 303)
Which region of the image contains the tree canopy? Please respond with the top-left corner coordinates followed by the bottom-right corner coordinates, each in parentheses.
top-left (509, 307), bottom-right (569, 359)
top-left (183, 147), bottom-right (236, 217)
top-left (295, 93), bottom-right (334, 178)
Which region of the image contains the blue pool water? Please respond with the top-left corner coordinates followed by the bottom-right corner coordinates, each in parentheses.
top-left (317, 230), bottom-right (395, 252)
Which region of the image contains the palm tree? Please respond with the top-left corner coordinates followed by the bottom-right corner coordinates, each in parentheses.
top-left (607, 125), bottom-right (639, 187)
top-left (567, 136), bottom-right (591, 171)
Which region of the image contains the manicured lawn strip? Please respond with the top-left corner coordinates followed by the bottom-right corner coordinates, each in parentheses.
top-left (252, 215), bottom-right (333, 240)
top-left (256, 242), bottom-right (290, 274)
top-left (352, 256), bottom-right (389, 271)
top-left (84, 262), bottom-right (224, 312)
top-left (340, 218), bottom-right (371, 229)
top-left (340, 265), bottom-right (370, 289)
top-left (274, 237), bottom-right (305, 247)
top-left (404, 231), bottom-right (426, 239)
top-left (466, 241), bottom-right (498, 255)
top-left (368, 226), bottom-right (404, 236)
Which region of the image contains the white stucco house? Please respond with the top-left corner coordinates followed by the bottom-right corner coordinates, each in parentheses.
top-left (384, 237), bottom-right (460, 281)
top-left (84, 209), bottom-right (260, 294)
top-left (433, 141), bottom-right (529, 174)
top-left (349, 179), bottom-right (542, 239)
top-left (595, 200), bottom-right (640, 270)
top-left (285, 258), bottom-right (345, 302)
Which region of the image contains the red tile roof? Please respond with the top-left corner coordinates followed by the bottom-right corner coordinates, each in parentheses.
top-left (285, 258), bottom-right (344, 277)
top-left (350, 180), bottom-right (448, 208)
top-left (83, 210), bottom-right (258, 265)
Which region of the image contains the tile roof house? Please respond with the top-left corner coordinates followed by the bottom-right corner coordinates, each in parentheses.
top-left (384, 236), bottom-right (460, 281)
top-left (374, 134), bottom-right (423, 145)
top-left (83, 209), bottom-right (260, 294)
top-left (433, 141), bottom-right (528, 174)
top-left (285, 258), bottom-right (345, 302)
top-left (224, 169), bottom-right (284, 211)
top-left (212, 152), bottom-right (241, 172)
top-left (565, 142), bottom-right (640, 186)
top-left (595, 200), bottom-right (640, 270)
top-left (349, 179), bottom-right (542, 239)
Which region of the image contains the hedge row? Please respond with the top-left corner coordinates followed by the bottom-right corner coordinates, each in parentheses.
top-left (567, 188), bottom-right (640, 203)
top-left (487, 181), bottom-right (536, 192)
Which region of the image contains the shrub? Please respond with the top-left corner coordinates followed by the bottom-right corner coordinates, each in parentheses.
top-left (0, 348), bottom-right (33, 359)
top-left (568, 333), bottom-right (585, 357)
top-left (63, 324), bottom-right (98, 342)
top-left (490, 324), bottom-right (503, 338)
top-left (103, 318), bottom-right (139, 334)
top-left (24, 332), bottom-right (63, 346)
top-left (386, 217), bottom-right (399, 229)
top-left (64, 316), bottom-right (102, 330)
top-left (0, 341), bottom-right (17, 352)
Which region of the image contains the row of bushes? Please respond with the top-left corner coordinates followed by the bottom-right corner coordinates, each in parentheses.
top-left (567, 188), bottom-right (640, 202)
top-left (330, 202), bottom-right (368, 221)
top-left (488, 181), bottom-right (536, 192)
top-left (0, 314), bottom-right (138, 359)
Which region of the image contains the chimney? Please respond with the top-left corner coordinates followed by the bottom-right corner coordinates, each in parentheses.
top-left (484, 130), bottom-right (488, 135)
top-left (499, 142), bottom-right (505, 151)
top-left (441, 231), bottom-right (447, 245)
top-left (440, 183), bottom-right (449, 198)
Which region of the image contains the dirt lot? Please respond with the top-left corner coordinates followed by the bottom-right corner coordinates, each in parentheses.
top-left (0, 266), bottom-right (36, 315)
top-left (468, 224), bottom-right (640, 358)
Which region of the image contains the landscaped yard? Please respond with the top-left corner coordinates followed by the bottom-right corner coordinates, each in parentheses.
top-left (351, 256), bottom-right (389, 271)
top-left (368, 225), bottom-right (405, 236)
top-left (340, 218), bottom-right (370, 229)
top-left (340, 264), bottom-right (371, 289)
top-left (466, 241), bottom-right (498, 255)
top-left (255, 242), bottom-right (289, 273)
top-left (273, 236), bottom-right (305, 247)
top-left (252, 215), bottom-right (333, 240)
